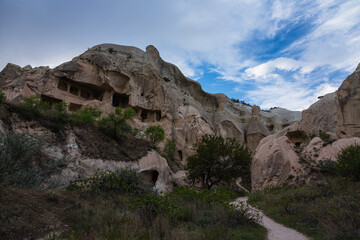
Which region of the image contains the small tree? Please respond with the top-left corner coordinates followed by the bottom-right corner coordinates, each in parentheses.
top-left (0, 92), bottom-right (6, 103)
top-left (162, 140), bottom-right (176, 162)
top-left (98, 107), bottom-right (135, 139)
top-left (19, 95), bottom-right (50, 118)
top-left (185, 135), bottom-right (251, 190)
top-left (336, 144), bottom-right (360, 181)
top-left (70, 106), bottom-right (102, 126)
top-left (145, 125), bottom-right (165, 147)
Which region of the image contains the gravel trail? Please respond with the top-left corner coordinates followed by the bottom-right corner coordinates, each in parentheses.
top-left (234, 197), bottom-right (310, 240)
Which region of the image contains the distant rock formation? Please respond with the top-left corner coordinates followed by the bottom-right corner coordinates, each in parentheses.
top-left (252, 64), bottom-right (360, 190)
top-left (0, 44), bottom-right (300, 167)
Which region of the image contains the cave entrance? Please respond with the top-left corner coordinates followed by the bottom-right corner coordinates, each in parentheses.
top-left (140, 170), bottom-right (159, 184)
top-left (68, 103), bottom-right (82, 112)
top-left (141, 109), bottom-right (148, 121)
top-left (156, 111), bottom-right (161, 121)
top-left (177, 150), bottom-right (183, 162)
top-left (112, 93), bottom-right (129, 107)
top-left (57, 78), bottom-right (68, 91)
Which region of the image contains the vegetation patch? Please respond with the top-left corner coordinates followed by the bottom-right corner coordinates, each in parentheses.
top-left (248, 179), bottom-right (360, 240)
top-left (1, 172), bottom-right (266, 240)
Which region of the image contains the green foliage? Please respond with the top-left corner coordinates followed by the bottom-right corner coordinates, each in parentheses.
top-left (145, 125), bottom-right (165, 146)
top-left (336, 144), bottom-right (360, 181)
top-left (0, 132), bottom-right (65, 188)
top-left (70, 106), bottom-right (102, 126)
top-left (309, 130), bottom-right (333, 145)
top-left (316, 159), bottom-right (336, 175)
top-left (67, 168), bottom-right (147, 194)
top-left (18, 95), bottom-right (51, 119)
top-left (248, 179), bottom-right (360, 239)
top-left (0, 91), bottom-right (6, 103)
top-left (162, 140), bottom-right (176, 162)
top-left (185, 135), bottom-right (252, 190)
top-left (98, 107), bottom-right (135, 139)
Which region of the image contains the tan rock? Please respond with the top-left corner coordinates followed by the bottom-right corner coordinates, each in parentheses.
top-left (246, 117), bottom-right (270, 153)
top-left (251, 135), bottom-right (303, 190)
top-left (0, 44), bottom-right (300, 173)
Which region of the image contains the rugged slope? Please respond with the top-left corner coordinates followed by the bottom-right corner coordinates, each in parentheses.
top-left (252, 63), bottom-right (360, 190)
top-left (0, 44), bottom-right (300, 164)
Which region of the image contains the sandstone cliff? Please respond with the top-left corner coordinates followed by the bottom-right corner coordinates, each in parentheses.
top-left (252, 64), bottom-right (360, 190)
top-left (0, 44), bottom-right (300, 164)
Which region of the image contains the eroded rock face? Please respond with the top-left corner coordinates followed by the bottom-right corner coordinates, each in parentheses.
top-left (337, 70), bottom-right (360, 138)
top-left (252, 64), bottom-right (360, 190)
top-left (0, 44), bottom-right (299, 167)
top-left (300, 65), bottom-right (360, 139)
top-left (251, 125), bottom-right (304, 190)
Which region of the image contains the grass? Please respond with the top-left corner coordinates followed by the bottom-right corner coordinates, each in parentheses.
top-left (248, 178), bottom-right (360, 240)
top-left (1, 186), bottom-right (266, 240)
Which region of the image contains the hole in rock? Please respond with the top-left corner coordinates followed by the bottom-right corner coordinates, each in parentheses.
top-left (156, 111), bottom-right (161, 121)
top-left (112, 93), bottom-right (129, 107)
top-left (68, 103), bottom-right (82, 112)
top-left (141, 170), bottom-right (159, 184)
top-left (57, 79), bottom-right (68, 91)
top-left (69, 86), bottom-right (79, 96)
top-left (141, 109), bottom-right (148, 121)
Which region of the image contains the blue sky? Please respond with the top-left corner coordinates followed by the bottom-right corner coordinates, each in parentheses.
top-left (1, 0), bottom-right (360, 110)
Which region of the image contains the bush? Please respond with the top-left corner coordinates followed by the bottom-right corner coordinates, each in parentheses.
top-left (70, 106), bottom-right (102, 126)
top-left (162, 140), bottom-right (176, 161)
top-left (336, 144), bottom-right (360, 181)
top-left (18, 95), bottom-right (51, 119)
top-left (0, 132), bottom-right (65, 188)
top-left (98, 107), bottom-right (135, 139)
top-left (186, 135), bottom-right (252, 190)
top-left (67, 168), bottom-right (148, 194)
top-left (145, 125), bottom-right (165, 147)
top-left (0, 91), bottom-right (6, 103)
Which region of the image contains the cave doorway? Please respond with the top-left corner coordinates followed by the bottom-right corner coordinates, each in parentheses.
top-left (140, 170), bottom-right (159, 184)
top-left (112, 93), bottom-right (129, 107)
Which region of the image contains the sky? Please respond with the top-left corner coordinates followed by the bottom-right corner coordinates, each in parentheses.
top-left (1, 0), bottom-right (360, 110)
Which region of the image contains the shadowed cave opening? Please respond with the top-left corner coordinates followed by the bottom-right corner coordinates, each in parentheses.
top-left (140, 170), bottom-right (159, 184)
top-left (112, 93), bottom-right (129, 108)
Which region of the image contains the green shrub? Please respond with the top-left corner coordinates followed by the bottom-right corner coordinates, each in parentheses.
top-left (53, 101), bottom-right (69, 122)
top-left (18, 95), bottom-right (51, 119)
top-left (162, 140), bottom-right (176, 161)
top-left (98, 107), bottom-right (135, 139)
top-left (145, 125), bottom-right (165, 147)
top-left (70, 106), bottom-right (102, 126)
top-left (336, 144), bottom-right (360, 181)
top-left (0, 91), bottom-right (6, 103)
top-left (0, 132), bottom-right (65, 188)
top-left (68, 168), bottom-right (147, 194)
top-left (317, 159), bottom-right (336, 175)
top-left (186, 135), bottom-right (252, 190)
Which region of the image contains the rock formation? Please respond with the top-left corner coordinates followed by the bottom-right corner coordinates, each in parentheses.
top-left (0, 44), bottom-right (300, 165)
top-left (252, 63), bottom-right (360, 190)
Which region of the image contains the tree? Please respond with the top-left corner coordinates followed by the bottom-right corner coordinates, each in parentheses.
top-left (70, 106), bottom-right (102, 126)
top-left (145, 125), bottom-right (165, 147)
top-left (185, 135), bottom-right (251, 190)
top-left (162, 140), bottom-right (176, 162)
top-left (98, 107), bottom-right (135, 139)
top-left (336, 144), bottom-right (360, 181)
top-left (0, 91), bottom-right (6, 103)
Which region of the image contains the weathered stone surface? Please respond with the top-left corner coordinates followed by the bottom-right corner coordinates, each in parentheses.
top-left (300, 92), bottom-right (338, 135)
top-left (303, 137), bottom-right (360, 162)
top-left (337, 70), bottom-right (360, 138)
top-left (246, 117), bottom-right (270, 153)
top-left (0, 44), bottom-right (299, 167)
top-left (251, 135), bottom-right (302, 190)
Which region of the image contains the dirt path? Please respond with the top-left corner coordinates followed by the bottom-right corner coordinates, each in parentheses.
top-left (234, 197), bottom-right (310, 240)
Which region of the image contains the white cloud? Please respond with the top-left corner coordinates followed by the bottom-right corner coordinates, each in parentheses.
top-left (1, 0), bottom-right (359, 111)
